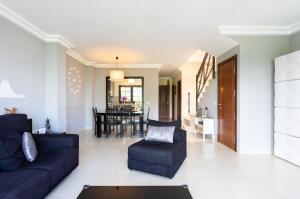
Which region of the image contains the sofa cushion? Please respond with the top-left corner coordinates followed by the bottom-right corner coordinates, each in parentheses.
top-left (0, 138), bottom-right (25, 171)
top-left (128, 139), bottom-right (182, 166)
top-left (0, 169), bottom-right (50, 199)
top-left (145, 125), bottom-right (175, 143)
top-left (22, 132), bottom-right (38, 162)
top-left (147, 120), bottom-right (182, 141)
top-left (0, 114), bottom-right (29, 139)
top-left (21, 148), bottom-right (78, 187)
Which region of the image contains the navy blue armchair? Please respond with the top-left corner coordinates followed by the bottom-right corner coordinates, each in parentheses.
top-left (128, 128), bottom-right (187, 178)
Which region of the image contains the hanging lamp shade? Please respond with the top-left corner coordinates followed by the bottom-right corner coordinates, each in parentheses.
top-left (109, 56), bottom-right (124, 81)
top-left (109, 70), bottom-right (124, 81)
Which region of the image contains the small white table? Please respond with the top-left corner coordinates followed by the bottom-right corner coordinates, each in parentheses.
top-left (195, 117), bottom-right (215, 142)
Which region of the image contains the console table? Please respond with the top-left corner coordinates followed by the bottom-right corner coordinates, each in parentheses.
top-left (77, 185), bottom-right (193, 199)
top-left (195, 117), bottom-right (215, 142)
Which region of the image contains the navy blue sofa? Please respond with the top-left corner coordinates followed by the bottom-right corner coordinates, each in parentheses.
top-left (128, 120), bottom-right (186, 178)
top-left (0, 114), bottom-right (79, 199)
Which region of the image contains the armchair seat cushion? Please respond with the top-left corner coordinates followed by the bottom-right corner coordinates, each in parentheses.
top-left (0, 169), bottom-right (50, 199)
top-left (21, 148), bottom-right (78, 187)
top-left (128, 139), bottom-right (181, 166)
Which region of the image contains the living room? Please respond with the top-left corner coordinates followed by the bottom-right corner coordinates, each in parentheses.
top-left (1, 1), bottom-right (300, 199)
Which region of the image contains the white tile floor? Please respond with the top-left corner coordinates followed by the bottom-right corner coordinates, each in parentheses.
top-left (46, 130), bottom-right (300, 199)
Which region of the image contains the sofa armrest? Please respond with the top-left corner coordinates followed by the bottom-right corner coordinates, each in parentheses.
top-left (179, 129), bottom-right (187, 157)
top-left (33, 134), bottom-right (79, 153)
top-left (180, 129), bottom-right (186, 138)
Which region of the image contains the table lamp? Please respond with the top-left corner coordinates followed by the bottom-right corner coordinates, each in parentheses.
top-left (0, 78), bottom-right (25, 113)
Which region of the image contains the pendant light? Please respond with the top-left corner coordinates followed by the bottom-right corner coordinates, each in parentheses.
top-left (109, 56), bottom-right (124, 81)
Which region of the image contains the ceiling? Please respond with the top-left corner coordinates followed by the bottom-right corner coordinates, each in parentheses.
top-left (1, 0), bottom-right (300, 75)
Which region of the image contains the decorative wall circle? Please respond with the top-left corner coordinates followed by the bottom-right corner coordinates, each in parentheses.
top-left (67, 66), bottom-right (82, 94)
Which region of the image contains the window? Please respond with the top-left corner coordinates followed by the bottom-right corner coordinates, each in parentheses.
top-left (119, 86), bottom-right (142, 104)
top-left (133, 87), bottom-right (142, 104)
top-left (120, 86), bottom-right (132, 102)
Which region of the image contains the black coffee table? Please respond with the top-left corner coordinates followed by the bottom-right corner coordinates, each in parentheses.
top-left (77, 185), bottom-right (193, 199)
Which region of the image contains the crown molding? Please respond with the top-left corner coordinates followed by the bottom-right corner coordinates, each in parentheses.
top-left (289, 22), bottom-right (300, 34)
top-left (0, 3), bottom-right (74, 49)
top-left (219, 26), bottom-right (290, 35)
top-left (66, 50), bottom-right (163, 69)
top-left (46, 35), bottom-right (74, 49)
top-left (66, 50), bottom-right (90, 66)
top-left (219, 22), bottom-right (300, 36)
top-left (94, 64), bottom-right (162, 69)
top-left (0, 3), bottom-right (163, 69)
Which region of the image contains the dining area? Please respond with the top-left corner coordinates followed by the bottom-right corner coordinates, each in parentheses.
top-left (92, 76), bottom-right (149, 138)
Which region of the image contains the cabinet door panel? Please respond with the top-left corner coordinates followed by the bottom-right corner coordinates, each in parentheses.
top-left (275, 80), bottom-right (300, 108)
top-left (275, 51), bottom-right (300, 82)
top-left (274, 133), bottom-right (300, 166)
top-left (274, 108), bottom-right (300, 138)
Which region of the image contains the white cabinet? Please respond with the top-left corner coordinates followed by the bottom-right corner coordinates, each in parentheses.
top-left (275, 51), bottom-right (300, 81)
top-left (195, 117), bottom-right (215, 141)
top-left (275, 80), bottom-right (300, 108)
top-left (274, 107), bottom-right (300, 138)
top-left (274, 133), bottom-right (300, 166)
top-left (274, 51), bottom-right (300, 166)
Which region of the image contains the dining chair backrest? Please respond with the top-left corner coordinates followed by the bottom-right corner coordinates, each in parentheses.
top-left (121, 106), bottom-right (133, 122)
top-left (92, 107), bottom-right (97, 122)
top-left (106, 106), bottom-right (122, 123)
top-left (146, 106), bottom-right (150, 121)
top-left (106, 107), bottom-right (114, 120)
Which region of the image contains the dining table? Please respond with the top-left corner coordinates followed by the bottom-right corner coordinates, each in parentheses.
top-left (96, 111), bottom-right (144, 137)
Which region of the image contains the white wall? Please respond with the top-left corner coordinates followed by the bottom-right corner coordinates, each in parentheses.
top-left (214, 37), bottom-right (292, 154)
top-left (94, 68), bottom-right (159, 120)
top-left (66, 55), bottom-right (86, 132)
top-left (0, 16), bottom-right (46, 129)
top-left (66, 56), bottom-right (96, 132)
top-left (290, 31), bottom-right (300, 52)
top-left (0, 16), bottom-right (71, 132)
top-left (229, 36), bottom-right (290, 154)
top-left (84, 65), bottom-right (95, 129)
top-left (45, 43), bottom-right (67, 132)
top-left (0, 16), bottom-right (158, 131)
top-left (181, 62), bottom-right (200, 119)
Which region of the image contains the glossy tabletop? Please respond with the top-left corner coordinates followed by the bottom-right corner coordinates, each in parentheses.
top-left (77, 185), bottom-right (193, 199)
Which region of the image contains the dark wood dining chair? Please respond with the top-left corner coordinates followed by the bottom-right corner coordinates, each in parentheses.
top-left (106, 107), bottom-right (122, 137)
top-left (121, 106), bottom-right (134, 137)
top-left (131, 107), bottom-right (143, 136)
top-left (92, 107), bottom-right (101, 137)
top-left (144, 106), bottom-right (150, 131)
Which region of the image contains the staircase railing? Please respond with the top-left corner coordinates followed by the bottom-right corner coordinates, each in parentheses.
top-left (196, 52), bottom-right (216, 110)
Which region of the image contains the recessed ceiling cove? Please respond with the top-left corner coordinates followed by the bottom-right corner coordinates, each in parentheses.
top-left (0, 0), bottom-right (299, 69)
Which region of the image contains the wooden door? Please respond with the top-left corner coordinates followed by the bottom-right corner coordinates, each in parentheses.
top-left (177, 80), bottom-right (182, 121)
top-left (172, 85), bottom-right (176, 121)
top-left (159, 85), bottom-right (170, 121)
top-left (218, 55), bottom-right (237, 151)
